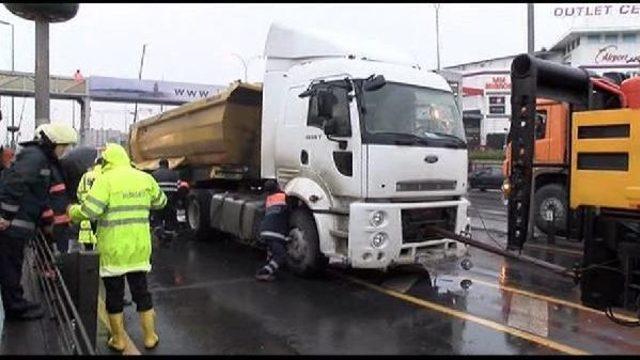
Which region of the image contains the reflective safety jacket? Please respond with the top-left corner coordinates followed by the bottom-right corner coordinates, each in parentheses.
top-left (77, 164), bottom-right (102, 204)
top-left (78, 219), bottom-right (97, 244)
top-left (69, 144), bottom-right (167, 277)
top-left (0, 144), bottom-right (63, 239)
top-left (76, 164), bottom-right (102, 244)
top-left (259, 191), bottom-right (288, 241)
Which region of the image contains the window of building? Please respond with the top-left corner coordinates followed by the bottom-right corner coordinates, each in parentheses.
top-left (587, 34), bottom-right (601, 43)
top-left (604, 33), bottom-right (618, 43)
top-left (622, 33), bottom-right (637, 43)
top-left (488, 96), bottom-right (506, 115)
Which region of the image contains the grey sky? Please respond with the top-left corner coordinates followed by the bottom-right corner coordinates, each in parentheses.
top-left (0, 3), bottom-right (636, 141)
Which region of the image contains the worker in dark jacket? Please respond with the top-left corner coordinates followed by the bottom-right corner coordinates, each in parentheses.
top-left (151, 159), bottom-right (180, 240)
top-left (255, 180), bottom-right (289, 282)
top-left (0, 122), bottom-right (78, 321)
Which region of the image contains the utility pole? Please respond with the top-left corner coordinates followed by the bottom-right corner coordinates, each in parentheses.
top-left (160, 74), bottom-right (164, 113)
top-left (133, 43), bottom-right (147, 124)
top-left (527, 3), bottom-right (534, 54)
top-left (0, 20), bottom-right (16, 148)
top-left (434, 4), bottom-right (441, 70)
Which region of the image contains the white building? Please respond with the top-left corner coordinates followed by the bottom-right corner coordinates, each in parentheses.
top-left (445, 26), bottom-right (640, 149)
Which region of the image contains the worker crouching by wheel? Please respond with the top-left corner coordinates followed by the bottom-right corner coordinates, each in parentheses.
top-left (255, 180), bottom-right (289, 282)
top-left (67, 143), bottom-right (167, 352)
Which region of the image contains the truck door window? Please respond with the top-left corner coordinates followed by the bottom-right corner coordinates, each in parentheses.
top-left (535, 110), bottom-right (547, 140)
top-left (307, 83), bottom-right (352, 137)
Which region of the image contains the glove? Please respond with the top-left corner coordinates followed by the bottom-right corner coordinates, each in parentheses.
top-left (0, 217), bottom-right (10, 231)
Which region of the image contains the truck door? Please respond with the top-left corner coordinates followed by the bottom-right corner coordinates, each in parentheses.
top-left (275, 81), bottom-right (363, 199)
top-left (299, 80), bottom-right (363, 198)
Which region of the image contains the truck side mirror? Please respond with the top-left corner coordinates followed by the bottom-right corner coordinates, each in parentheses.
top-left (364, 75), bottom-right (386, 92)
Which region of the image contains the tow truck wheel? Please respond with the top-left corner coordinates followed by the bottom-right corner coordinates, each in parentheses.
top-left (286, 208), bottom-right (328, 277)
top-left (534, 184), bottom-right (568, 237)
top-left (186, 190), bottom-right (214, 241)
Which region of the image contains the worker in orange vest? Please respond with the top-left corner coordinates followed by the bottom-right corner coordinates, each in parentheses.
top-left (255, 180), bottom-right (289, 282)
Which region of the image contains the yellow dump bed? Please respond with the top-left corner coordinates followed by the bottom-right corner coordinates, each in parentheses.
top-left (129, 82), bottom-right (263, 178)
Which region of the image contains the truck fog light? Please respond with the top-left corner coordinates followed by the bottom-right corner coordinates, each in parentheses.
top-left (370, 211), bottom-right (385, 227)
top-left (371, 232), bottom-right (388, 248)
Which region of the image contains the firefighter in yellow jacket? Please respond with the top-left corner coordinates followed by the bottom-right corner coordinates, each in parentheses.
top-left (76, 158), bottom-right (102, 250)
top-left (68, 143), bottom-right (167, 351)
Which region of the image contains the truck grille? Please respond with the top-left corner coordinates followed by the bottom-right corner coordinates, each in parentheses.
top-left (396, 180), bottom-right (457, 192)
top-left (401, 207), bottom-right (457, 243)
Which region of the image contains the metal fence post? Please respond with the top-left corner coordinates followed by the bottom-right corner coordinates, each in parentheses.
top-left (59, 250), bottom-right (100, 351)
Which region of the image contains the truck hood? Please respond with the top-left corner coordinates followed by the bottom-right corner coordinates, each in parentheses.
top-left (365, 145), bottom-right (467, 199)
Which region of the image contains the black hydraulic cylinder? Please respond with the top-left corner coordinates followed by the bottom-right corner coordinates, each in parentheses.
top-left (428, 226), bottom-right (575, 280)
top-left (507, 54), bottom-right (592, 251)
top-left (511, 54), bottom-right (592, 106)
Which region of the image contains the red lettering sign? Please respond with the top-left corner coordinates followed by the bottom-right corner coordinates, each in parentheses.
top-left (595, 45), bottom-right (640, 64)
top-left (484, 77), bottom-right (511, 90)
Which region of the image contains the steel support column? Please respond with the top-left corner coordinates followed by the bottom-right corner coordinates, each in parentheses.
top-left (35, 17), bottom-right (50, 127)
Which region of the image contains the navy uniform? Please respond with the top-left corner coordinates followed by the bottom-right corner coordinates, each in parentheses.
top-left (151, 159), bottom-right (180, 239)
top-left (255, 180), bottom-right (289, 281)
top-left (0, 123), bottom-right (78, 321)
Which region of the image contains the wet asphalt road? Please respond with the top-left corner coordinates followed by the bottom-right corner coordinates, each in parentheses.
top-left (92, 192), bottom-right (640, 355)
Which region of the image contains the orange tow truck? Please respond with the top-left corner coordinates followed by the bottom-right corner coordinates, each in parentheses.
top-left (502, 99), bottom-right (572, 236)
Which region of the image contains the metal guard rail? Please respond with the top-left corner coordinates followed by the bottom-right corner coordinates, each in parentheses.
top-left (27, 230), bottom-right (95, 355)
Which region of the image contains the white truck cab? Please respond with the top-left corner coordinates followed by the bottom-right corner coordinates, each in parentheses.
top-left (261, 23), bottom-right (471, 270)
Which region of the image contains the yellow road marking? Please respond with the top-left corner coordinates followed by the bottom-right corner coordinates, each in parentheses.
top-left (469, 276), bottom-right (639, 323)
top-left (524, 243), bottom-right (583, 257)
top-left (97, 297), bottom-right (141, 356)
top-left (341, 274), bottom-right (589, 355)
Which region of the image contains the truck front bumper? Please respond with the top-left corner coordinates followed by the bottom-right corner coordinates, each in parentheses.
top-left (348, 198), bottom-right (470, 269)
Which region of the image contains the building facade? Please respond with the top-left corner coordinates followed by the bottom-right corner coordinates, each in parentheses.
top-left (445, 26), bottom-right (640, 149)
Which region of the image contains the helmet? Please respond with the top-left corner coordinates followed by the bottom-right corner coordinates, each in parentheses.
top-left (35, 123), bottom-right (78, 145)
top-left (264, 179), bottom-right (279, 194)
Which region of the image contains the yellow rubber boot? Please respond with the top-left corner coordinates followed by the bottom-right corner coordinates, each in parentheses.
top-left (139, 309), bottom-right (159, 349)
top-left (107, 313), bottom-right (126, 352)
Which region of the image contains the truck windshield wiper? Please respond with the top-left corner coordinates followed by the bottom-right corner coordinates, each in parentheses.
top-left (371, 132), bottom-right (432, 145)
top-left (424, 132), bottom-right (467, 147)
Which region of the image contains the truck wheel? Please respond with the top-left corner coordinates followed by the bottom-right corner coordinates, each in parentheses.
top-left (534, 184), bottom-right (568, 237)
top-left (186, 190), bottom-right (214, 241)
top-left (286, 208), bottom-right (328, 278)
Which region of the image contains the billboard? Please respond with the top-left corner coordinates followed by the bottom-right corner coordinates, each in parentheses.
top-left (88, 76), bottom-right (226, 104)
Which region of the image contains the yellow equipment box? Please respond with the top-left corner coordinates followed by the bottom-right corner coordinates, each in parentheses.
top-left (570, 108), bottom-right (640, 210)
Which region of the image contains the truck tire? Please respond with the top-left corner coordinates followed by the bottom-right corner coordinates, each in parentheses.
top-left (534, 184), bottom-right (569, 237)
top-left (286, 208), bottom-right (328, 278)
top-left (186, 190), bottom-right (214, 241)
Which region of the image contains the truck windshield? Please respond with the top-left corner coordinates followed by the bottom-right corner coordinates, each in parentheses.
top-left (359, 82), bottom-right (466, 148)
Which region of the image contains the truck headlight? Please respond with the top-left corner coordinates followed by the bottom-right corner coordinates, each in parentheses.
top-left (370, 211), bottom-right (386, 227)
top-left (371, 232), bottom-right (388, 248)
top-left (502, 180), bottom-right (511, 197)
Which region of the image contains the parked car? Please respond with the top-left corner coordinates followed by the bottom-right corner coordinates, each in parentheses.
top-left (468, 166), bottom-right (504, 191)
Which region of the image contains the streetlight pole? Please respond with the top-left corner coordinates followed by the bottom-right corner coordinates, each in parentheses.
top-left (434, 4), bottom-right (441, 70)
top-left (527, 3), bottom-right (534, 54)
top-left (0, 20), bottom-right (15, 148)
top-left (133, 43), bottom-right (147, 124)
top-left (230, 54), bottom-right (262, 83)
top-left (230, 53), bottom-right (248, 83)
